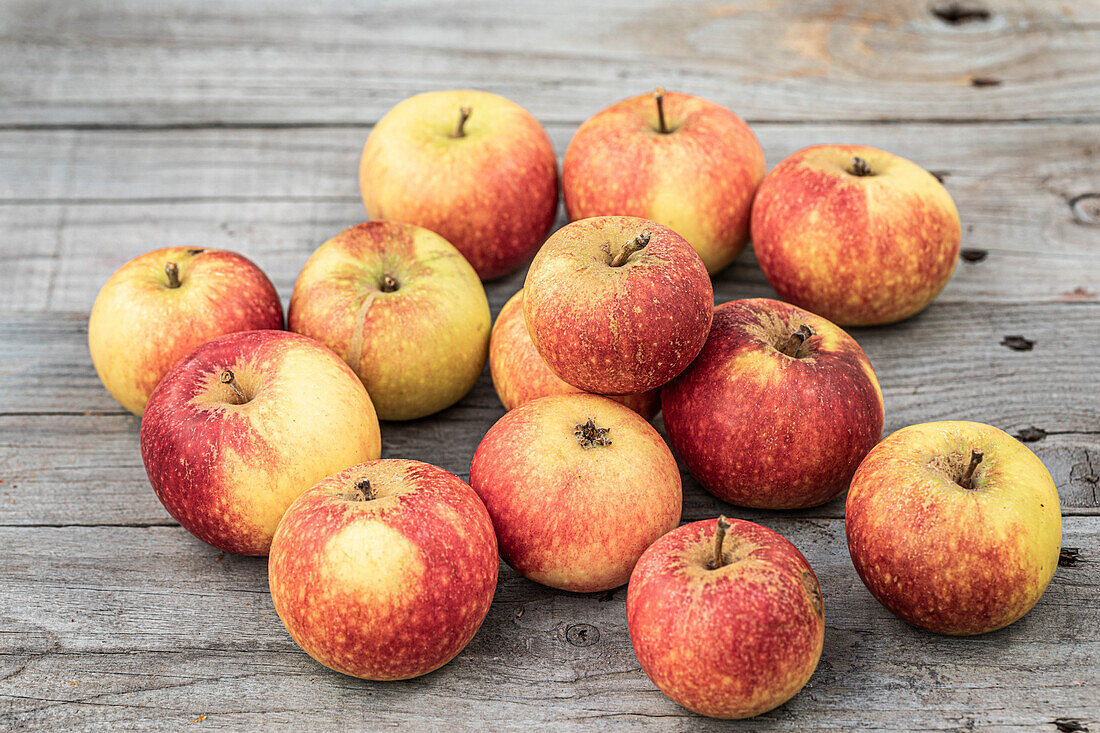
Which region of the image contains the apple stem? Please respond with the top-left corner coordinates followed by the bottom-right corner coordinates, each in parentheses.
top-left (609, 232), bottom-right (652, 267)
top-left (712, 516), bottom-right (731, 569)
top-left (574, 418), bottom-right (612, 449)
top-left (380, 273), bottom-right (399, 293)
top-left (850, 156), bottom-right (873, 177)
top-left (165, 262), bottom-right (181, 289)
top-left (654, 87), bottom-right (668, 134)
top-left (780, 325), bottom-right (815, 357)
top-left (352, 479), bottom-right (374, 501)
top-left (452, 106), bottom-right (472, 138)
top-left (220, 370), bottom-right (247, 404)
top-left (959, 450), bottom-right (984, 490)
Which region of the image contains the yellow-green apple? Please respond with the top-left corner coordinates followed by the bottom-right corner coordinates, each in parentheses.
top-left (288, 221), bottom-right (490, 421)
top-left (359, 89), bottom-right (559, 280)
top-left (469, 393), bottom-right (681, 592)
top-left (751, 144), bottom-right (960, 326)
top-left (89, 247), bottom-right (283, 416)
top-left (846, 420), bottom-right (1062, 635)
top-left (490, 288), bottom-right (660, 420)
top-left (564, 88), bottom-right (765, 273)
top-left (662, 298), bottom-right (883, 509)
top-left (523, 216), bottom-right (712, 395)
top-left (140, 330), bottom-right (381, 556)
top-left (627, 517), bottom-right (824, 718)
top-left (268, 459), bottom-right (497, 680)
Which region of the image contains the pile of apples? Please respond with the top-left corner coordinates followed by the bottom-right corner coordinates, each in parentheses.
top-left (88, 88), bottom-right (1063, 719)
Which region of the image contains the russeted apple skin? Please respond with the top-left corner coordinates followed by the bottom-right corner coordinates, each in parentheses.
top-left (523, 216), bottom-right (713, 395)
top-left (288, 221), bottom-right (490, 421)
top-left (489, 289), bottom-right (660, 420)
top-left (627, 518), bottom-right (825, 719)
top-left (751, 144), bottom-right (961, 326)
top-left (469, 393), bottom-right (682, 593)
top-left (140, 330), bottom-right (381, 556)
top-left (89, 247), bottom-right (283, 416)
top-left (563, 89), bottom-right (765, 274)
top-left (268, 459), bottom-right (498, 681)
top-left (359, 89), bottom-right (559, 281)
top-left (846, 421), bottom-right (1063, 636)
top-left (662, 298), bottom-right (884, 509)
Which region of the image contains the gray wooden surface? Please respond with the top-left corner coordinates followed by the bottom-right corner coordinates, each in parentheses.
top-left (1, 1), bottom-right (1097, 730)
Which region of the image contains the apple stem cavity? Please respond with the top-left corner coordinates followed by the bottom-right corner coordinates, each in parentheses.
top-left (452, 106), bottom-right (473, 138)
top-left (220, 369), bottom-right (247, 404)
top-left (164, 262), bottom-right (181, 289)
top-left (653, 87), bottom-right (669, 134)
top-left (380, 273), bottom-right (399, 293)
top-left (711, 515), bottom-right (731, 570)
top-left (959, 450), bottom-right (984, 490)
top-left (610, 231), bottom-right (652, 267)
top-left (850, 156), bottom-right (873, 177)
top-left (351, 478), bottom-right (375, 502)
top-left (780, 324), bottom-right (815, 358)
top-left (574, 418), bottom-right (612, 449)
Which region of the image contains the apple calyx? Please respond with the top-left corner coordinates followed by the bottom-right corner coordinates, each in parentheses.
top-left (380, 273), bottom-right (399, 293)
top-left (165, 262), bottom-right (182, 289)
top-left (610, 232), bottom-right (652, 267)
top-left (653, 87), bottom-right (669, 134)
top-left (574, 418), bottom-right (612, 449)
top-left (452, 106), bottom-right (473, 138)
top-left (220, 369), bottom-right (248, 404)
top-left (850, 156), bottom-right (873, 177)
top-left (958, 449), bottom-right (984, 490)
top-left (350, 478), bottom-right (375, 502)
top-left (779, 324), bottom-right (815, 358)
top-left (709, 515), bottom-right (732, 570)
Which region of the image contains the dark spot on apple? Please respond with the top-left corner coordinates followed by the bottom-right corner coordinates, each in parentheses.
top-left (931, 3), bottom-right (991, 24)
top-left (1001, 335), bottom-right (1034, 351)
top-left (801, 571), bottom-right (824, 618)
top-left (960, 248), bottom-right (987, 263)
top-left (1059, 548), bottom-right (1080, 567)
top-left (565, 623), bottom-right (600, 647)
top-left (1053, 719), bottom-right (1089, 733)
top-left (970, 77), bottom-right (1002, 88)
top-left (930, 170), bottom-right (949, 183)
top-left (187, 248), bottom-right (205, 255)
top-left (1016, 426), bottom-right (1047, 443)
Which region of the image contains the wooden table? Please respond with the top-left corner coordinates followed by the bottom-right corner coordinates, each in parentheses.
top-left (1, 1), bottom-right (1097, 729)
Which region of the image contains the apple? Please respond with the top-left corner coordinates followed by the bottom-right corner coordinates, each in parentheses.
top-left (523, 216), bottom-right (712, 395)
top-left (88, 247), bottom-right (283, 416)
top-left (140, 330), bottom-right (382, 556)
top-left (563, 88), bottom-right (765, 274)
top-left (268, 458), bottom-right (498, 680)
top-left (288, 221), bottom-right (490, 421)
top-left (490, 288), bottom-right (659, 420)
top-left (469, 393), bottom-right (681, 592)
top-left (662, 298), bottom-right (883, 509)
top-left (627, 516), bottom-right (825, 719)
top-left (846, 420), bottom-right (1063, 635)
top-left (751, 144), bottom-right (961, 326)
top-left (359, 89), bottom-right (559, 280)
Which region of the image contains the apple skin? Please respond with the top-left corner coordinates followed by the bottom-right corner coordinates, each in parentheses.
top-left (359, 89), bottom-right (559, 280)
top-left (140, 330), bottom-right (381, 556)
top-left (288, 221), bottom-right (490, 421)
top-left (751, 144), bottom-right (961, 326)
top-left (89, 247), bottom-right (283, 416)
top-left (627, 518), bottom-right (825, 719)
top-left (846, 420), bottom-right (1062, 636)
top-left (662, 298), bottom-right (883, 509)
top-left (268, 459), bottom-right (498, 680)
top-left (563, 89), bottom-right (765, 274)
top-left (469, 393), bottom-right (681, 592)
top-left (489, 288), bottom-right (659, 420)
top-left (523, 216), bottom-right (713, 395)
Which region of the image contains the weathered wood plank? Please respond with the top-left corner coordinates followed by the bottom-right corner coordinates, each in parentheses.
top-left (0, 519), bottom-right (1095, 730)
top-left (2, 0), bottom-right (1100, 126)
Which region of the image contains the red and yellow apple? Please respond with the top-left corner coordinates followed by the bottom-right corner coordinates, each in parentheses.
top-left (359, 89), bottom-right (559, 280)
top-left (140, 330), bottom-right (381, 555)
top-left (269, 459), bottom-right (498, 680)
top-left (89, 247), bottom-right (283, 416)
top-left (662, 298), bottom-right (883, 509)
top-left (523, 216), bottom-right (712, 395)
top-left (751, 144), bottom-right (961, 326)
top-left (288, 221), bottom-right (490, 421)
top-left (846, 420), bottom-right (1062, 635)
top-left (627, 517), bottom-right (825, 719)
top-left (490, 288), bottom-right (659, 420)
top-left (469, 393), bottom-right (681, 592)
top-left (564, 88), bottom-right (765, 273)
